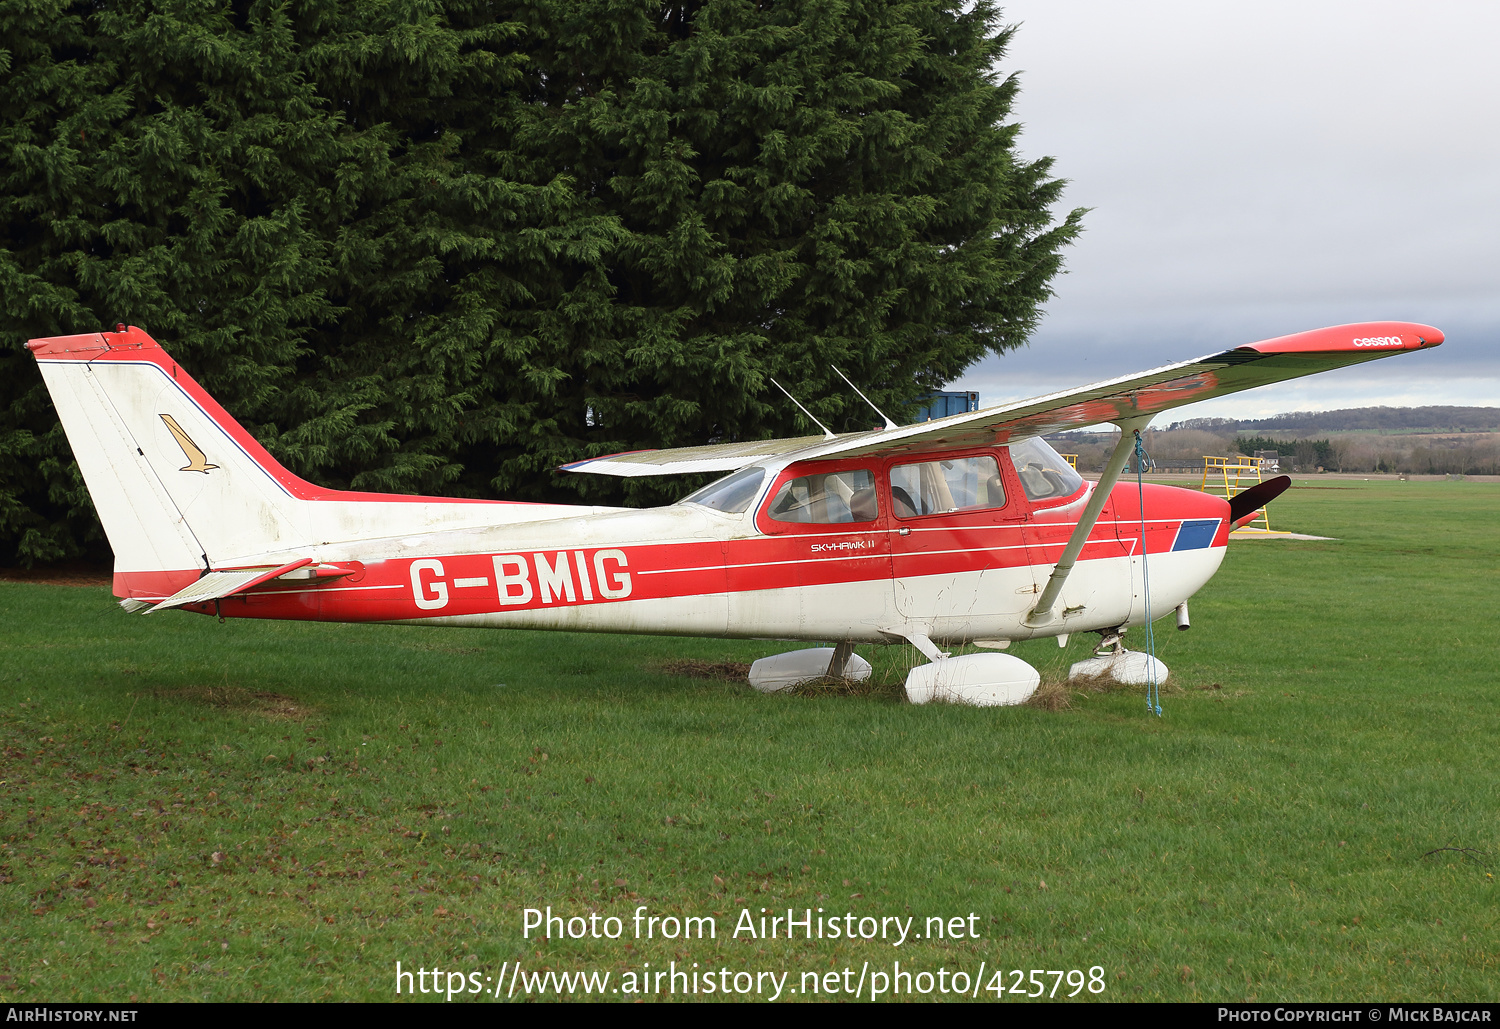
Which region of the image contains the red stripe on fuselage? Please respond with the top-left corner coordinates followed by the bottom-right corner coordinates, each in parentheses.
top-left (136, 482), bottom-right (1228, 622)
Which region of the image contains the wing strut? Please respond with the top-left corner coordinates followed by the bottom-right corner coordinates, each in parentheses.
top-left (1026, 415), bottom-right (1152, 628)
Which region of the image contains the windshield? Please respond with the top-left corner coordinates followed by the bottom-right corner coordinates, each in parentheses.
top-left (679, 466), bottom-right (766, 513)
top-left (1009, 437), bottom-right (1084, 502)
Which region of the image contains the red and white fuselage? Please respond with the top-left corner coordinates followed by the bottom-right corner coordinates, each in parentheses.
top-left (26, 321), bottom-right (1440, 657)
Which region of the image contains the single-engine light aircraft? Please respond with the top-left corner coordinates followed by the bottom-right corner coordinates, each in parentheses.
top-left (27, 321), bottom-right (1442, 705)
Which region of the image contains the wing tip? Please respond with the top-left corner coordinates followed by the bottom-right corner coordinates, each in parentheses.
top-left (1238, 321), bottom-right (1444, 356)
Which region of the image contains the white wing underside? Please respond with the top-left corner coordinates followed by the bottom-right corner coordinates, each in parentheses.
top-left (560, 434), bottom-right (832, 476)
top-left (561, 324), bottom-right (1442, 478)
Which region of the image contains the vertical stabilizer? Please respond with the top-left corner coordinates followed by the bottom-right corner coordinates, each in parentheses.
top-left (29, 326), bottom-right (595, 602)
top-left (28, 327), bottom-right (313, 596)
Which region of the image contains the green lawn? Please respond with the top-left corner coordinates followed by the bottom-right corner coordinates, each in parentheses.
top-left (1, 478), bottom-right (1496, 1002)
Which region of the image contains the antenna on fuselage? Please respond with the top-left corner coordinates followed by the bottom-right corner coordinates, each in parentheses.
top-left (768, 377), bottom-right (836, 440)
top-left (832, 366), bottom-right (898, 431)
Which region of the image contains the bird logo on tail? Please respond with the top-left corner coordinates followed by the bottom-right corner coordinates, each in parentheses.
top-left (159, 414), bottom-right (219, 473)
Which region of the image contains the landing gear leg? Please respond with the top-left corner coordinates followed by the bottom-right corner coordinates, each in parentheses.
top-left (1092, 627), bottom-right (1126, 656)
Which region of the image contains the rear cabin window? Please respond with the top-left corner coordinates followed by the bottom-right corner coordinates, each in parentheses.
top-left (766, 469), bottom-right (879, 524)
top-left (1009, 437), bottom-right (1084, 502)
top-left (890, 455), bottom-right (1005, 518)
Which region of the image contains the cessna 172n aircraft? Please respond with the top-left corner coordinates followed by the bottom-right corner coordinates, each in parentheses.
top-left (26, 320), bottom-right (1442, 705)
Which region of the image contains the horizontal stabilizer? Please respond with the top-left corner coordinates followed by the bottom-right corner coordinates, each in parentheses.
top-left (144, 559), bottom-right (314, 613)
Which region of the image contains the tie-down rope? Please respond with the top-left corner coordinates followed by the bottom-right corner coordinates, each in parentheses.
top-left (1133, 430), bottom-right (1162, 717)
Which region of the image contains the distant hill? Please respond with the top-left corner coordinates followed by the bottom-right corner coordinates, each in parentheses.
top-left (1167, 406), bottom-right (1500, 435)
top-left (1049, 406), bottom-right (1500, 474)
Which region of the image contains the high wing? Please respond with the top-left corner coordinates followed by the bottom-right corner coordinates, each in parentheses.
top-left (562, 321), bottom-right (1442, 477)
top-left (559, 435), bottom-right (833, 477)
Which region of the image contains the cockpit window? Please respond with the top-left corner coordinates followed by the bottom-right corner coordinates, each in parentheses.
top-left (679, 466), bottom-right (766, 514)
top-left (1009, 436), bottom-right (1084, 502)
top-left (766, 469), bottom-right (879, 524)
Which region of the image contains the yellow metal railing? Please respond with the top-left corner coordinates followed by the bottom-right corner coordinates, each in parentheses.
top-left (1060, 453), bottom-right (1078, 470)
top-left (1201, 455), bottom-right (1272, 533)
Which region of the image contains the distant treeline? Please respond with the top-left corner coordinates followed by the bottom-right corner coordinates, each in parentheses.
top-left (1169, 406), bottom-right (1500, 435)
top-left (1235, 436), bottom-right (1335, 469)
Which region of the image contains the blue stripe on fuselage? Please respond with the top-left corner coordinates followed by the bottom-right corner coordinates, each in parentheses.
top-left (1171, 518), bottom-right (1221, 551)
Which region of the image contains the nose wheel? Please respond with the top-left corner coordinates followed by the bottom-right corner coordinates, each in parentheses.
top-left (1070, 627), bottom-right (1168, 686)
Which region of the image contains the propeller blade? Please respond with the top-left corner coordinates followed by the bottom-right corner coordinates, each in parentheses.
top-left (1228, 474), bottom-right (1292, 524)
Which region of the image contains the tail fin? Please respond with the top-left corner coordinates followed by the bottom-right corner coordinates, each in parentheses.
top-left (28, 327), bottom-right (327, 596)
top-left (28, 326), bottom-right (557, 601)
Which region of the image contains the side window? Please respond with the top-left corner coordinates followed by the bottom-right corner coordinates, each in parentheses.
top-left (890, 455), bottom-right (1005, 518)
top-left (766, 469), bottom-right (879, 524)
top-left (1009, 437), bottom-right (1084, 502)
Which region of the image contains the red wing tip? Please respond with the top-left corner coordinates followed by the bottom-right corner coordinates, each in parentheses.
top-left (1241, 321), bottom-right (1444, 355)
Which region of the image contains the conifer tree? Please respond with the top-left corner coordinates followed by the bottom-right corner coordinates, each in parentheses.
top-left (0, 0), bottom-right (1082, 565)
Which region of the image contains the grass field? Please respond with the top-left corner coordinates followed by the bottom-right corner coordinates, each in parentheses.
top-left (1, 478), bottom-right (1496, 1002)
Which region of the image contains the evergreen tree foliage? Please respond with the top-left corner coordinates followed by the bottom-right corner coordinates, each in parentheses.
top-left (0, 0), bottom-right (1082, 565)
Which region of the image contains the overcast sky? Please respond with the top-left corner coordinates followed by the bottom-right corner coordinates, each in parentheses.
top-left (949, 0), bottom-right (1500, 421)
